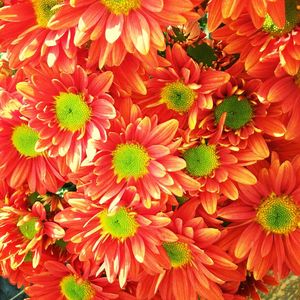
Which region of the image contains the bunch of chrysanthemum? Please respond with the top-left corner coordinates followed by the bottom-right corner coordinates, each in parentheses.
top-left (0, 0), bottom-right (299, 299)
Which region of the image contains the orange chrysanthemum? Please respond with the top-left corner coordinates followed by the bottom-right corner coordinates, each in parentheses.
top-left (25, 260), bottom-right (121, 300)
top-left (179, 132), bottom-right (258, 214)
top-left (47, 0), bottom-right (199, 68)
top-left (54, 190), bottom-right (177, 287)
top-left (136, 201), bottom-right (241, 300)
top-left (213, 1), bottom-right (300, 76)
top-left (0, 112), bottom-right (65, 194)
top-left (0, 0), bottom-right (78, 72)
top-left (0, 201), bottom-right (64, 269)
top-left (71, 103), bottom-right (199, 208)
top-left (218, 153), bottom-right (300, 280)
top-left (135, 44), bottom-right (230, 130)
top-left (198, 76), bottom-right (286, 148)
top-left (17, 65), bottom-right (116, 172)
top-left (207, 0), bottom-right (286, 32)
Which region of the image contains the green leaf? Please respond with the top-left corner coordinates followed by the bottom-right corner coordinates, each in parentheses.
top-left (187, 43), bottom-right (217, 66)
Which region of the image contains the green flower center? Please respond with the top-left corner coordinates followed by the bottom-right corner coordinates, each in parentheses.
top-left (55, 92), bottom-right (91, 132)
top-left (112, 143), bottom-right (150, 181)
top-left (262, 0), bottom-right (300, 36)
top-left (163, 241), bottom-right (192, 268)
top-left (214, 95), bottom-right (253, 130)
top-left (183, 144), bottom-right (219, 177)
top-left (160, 81), bottom-right (196, 113)
top-left (99, 207), bottom-right (139, 240)
top-left (100, 0), bottom-right (141, 15)
top-left (12, 124), bottom-right (42, 158)
top-left (256, 194), bottom-right (300, 234)
top-left (18, 218), bottom-right (40, 240)
top-left (60, 275), bottom-right (95, 300)
top-left (32, 0), bottom-right (61, 28)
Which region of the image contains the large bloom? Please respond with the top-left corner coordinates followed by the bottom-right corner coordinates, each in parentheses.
top-left (136, 200), bottom-right (240, 300)
top-left (0, 201), bottom-right (64, 269)
top-left (17, 65), bottom-right (116, 172)
top-left (0, 112), bottom-right (65, 194)
top-left (0, 0), bottom-right (78, 72)
top-left (213, 1), bottom-right (300, 76)
top-left (54, 190), bottom-right (177, 287)
top-left (25, 260), bottom-right (121, 300)
top-left (207, 0), bottom-right (286, 32)
top-left (180, 132), bottom-right (258, 214)
top-left (218, 153), bottom-right (300, 280)
top-left (135, 43), bottom-right (230, 130)
top-left (72, 103), bottom-right (199, 208)
top-left (48, 0), bottom-right (199, 68)
top-left (198, 76), bottom-right (286, 148)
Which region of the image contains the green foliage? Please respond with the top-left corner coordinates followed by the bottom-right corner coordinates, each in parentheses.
top-left (187, 43), bottom-right (217, 66)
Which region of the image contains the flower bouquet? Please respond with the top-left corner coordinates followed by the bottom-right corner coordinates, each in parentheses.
top-left (0, 0), bottom-right (299, 299)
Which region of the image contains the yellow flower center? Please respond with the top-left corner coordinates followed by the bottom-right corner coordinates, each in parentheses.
top-left (183, 144), bottom-right (219, 177)
top-left (18, 217), bottom-right (40, 240)
top-left (100, 0), bottom-right (141, 15)
top-left (163, 241), bottom-right (192, 268)
top-left (55, 92), bottom-right (91, 132)
top-left (256, 193), bottom-right (300, 234)
top-left (11, 124), bottom-right (42, 158)
top-left (99, 207), bottom-right (139, 241)
top-left (112, 143), bottom-right (150, 181)
top-left (160, 81), bottom-right (196, 113)
top-left (60, 275), bottom-right (95, 300)
top-left (262, 0), bottom-right (300, 36)
top-left (31, 0), bottom-right (62, 28)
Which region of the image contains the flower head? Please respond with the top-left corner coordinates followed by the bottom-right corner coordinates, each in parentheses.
top-left (218, 153), bottom-right (300, 280)
top-left (17, 66), bottom-right (116, 172)
top-left (0, 0), bottom-right (78, 72)
top-left (25, 260), bottom-right (121, 299)
top-left (0, 201), bottom-right (64, 269)
top-left (48, 0), bottom-right (199, 68)
top-left (54, 190), bottom-right (177, 287)
top-left (71, 104), bottom-right (199, 208)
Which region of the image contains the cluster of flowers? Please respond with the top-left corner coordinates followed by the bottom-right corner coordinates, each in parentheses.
top-left (0, 0), bottom-right (299, 299)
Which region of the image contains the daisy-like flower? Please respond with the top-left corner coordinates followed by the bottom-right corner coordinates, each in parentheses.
top-left (25, 260), bottom-right (121, 300)
top-left (72, 102), bottom-right (199, 208)
top-left (135, 44), bottom-right (230, 130)
top-left (218, 153), bottom-right (300, 280)
top-left (136, 200), bottom-right (240, 300)
top-left (0, 0), bottom-right (78, 72)
top-left (213, 0), bottom-right (300, 76)
top-left (0, 112), bottom-right (65, 194)
top-left (54, 190), bottom-right (177, 287)
top-left (179, 132), bottom-right (257, 214)
top-left (199, 76), bottom-right (286, 148)
top-left (207, 0), bottom-right (286, 32)
top-left (0, 201), bottom-right (64, 269)
top-left (17, 65), bottom-right (116, 172)
top-left (47, 0), bottom-right (199, 68)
